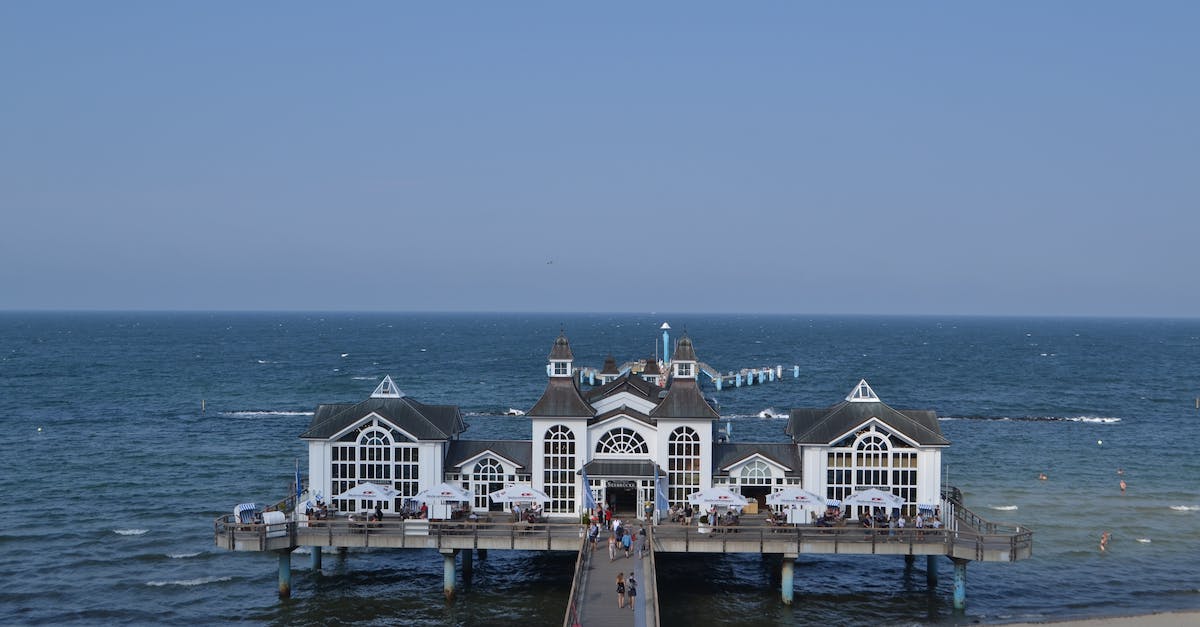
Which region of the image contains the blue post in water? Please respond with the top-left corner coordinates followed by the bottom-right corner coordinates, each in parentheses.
top-left (769, 368), bottom-right (776, 382)
top-left (952, 559), bottom-right (967, 610)
top-left (442, 550), bottom-right (457, 601)
top-left (589, 372), bottom-right (594, 385)
top-left (794, 365), bottom-right (799, 378)
top-left (736, 373), bottom-right (742, 387)
top-left (277, 550), bottom-right (292, 599)
top-left (311, 547), bottom-right (322, 572)
top-left (927, 555), bottom-right (938, 587)
top-left (716, 377), bottom-right (722, 391)
top-left (781, 554), bottom-right (796, 605)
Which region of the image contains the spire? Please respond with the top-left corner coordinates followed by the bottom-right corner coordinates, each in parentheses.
top-left (845, 379), bottom-right (879, 403)
top-left (371, 375), bottom-right (404, 399)
top-left (548, 332), bottom-right (574, 378)
top-left (671, 335), bottom-right (697, 379)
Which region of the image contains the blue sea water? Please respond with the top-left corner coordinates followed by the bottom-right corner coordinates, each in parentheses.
top-left (1, 312), bottom-right (1198, 625)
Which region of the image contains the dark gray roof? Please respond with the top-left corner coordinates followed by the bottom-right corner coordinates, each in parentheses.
top-left (301, 396), bottom-right (466, 441)
top-left (590, 405), bottom-right (656, 427)
top-left (600, 355), bottom-right (619, 375)
top-left (445, 440), bottom-right (532, 470)
top-left (650, 378), bottom-right (720, 420)
top-left (713, 443), bottom-right (802, 477)
top-left (672, 336), bottom-right (698, 362)
top-left (580, 459), bottom-right (666, 478)
top-left (786, 401), bottom-right (949, 446)
top-left (642, 358), bottom-right (661, 375)
top-left (549, 333), bottom-right (574, 360)
top-left (585, 371), bottom-right (662, 403)
top-left (528, 377), bottom-right (596, 417)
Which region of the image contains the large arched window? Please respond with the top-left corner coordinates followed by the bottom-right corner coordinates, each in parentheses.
top-left (739, 459), bottom-right (773, 486)
top-left (473, 458), bottom-right (505, 510)
top-left (543, 425), bottom-right (576, 513)
top-left (826, 425), bottom-right (917, 514)
top-left (668, 427), bottom-right (700, 506)
top-left (595, 427), bottom-right (648, 455)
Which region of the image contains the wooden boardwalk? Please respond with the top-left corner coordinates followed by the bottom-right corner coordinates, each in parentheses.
top-left (573, 533), bottom-right (652, 627)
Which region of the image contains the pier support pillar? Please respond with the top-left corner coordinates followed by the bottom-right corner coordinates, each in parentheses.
top-left (952, 558), bottom-right (968, 610)
top-left (276, 550), bottom-right (292, 599)
top-left (477, 549), bottom-right (487, 560)
top-left (462, 546), bottom-right (473, 580)
top-left (442, 550), bottom-right (457, 601)
top-left (926, 555), bottom-right (938, 587)
top-left (310, 547), bottom-right (322, 572)
top-left (793, 365), bottom-right (799, 378)
top-left (736, 374), bottom-right (742, 387)
top-left (780, 553), bottom-right (797, 605)
top-left (905, 554), bottom-right (914, 567)
top-left (716, 378), bottom-right (722, 391)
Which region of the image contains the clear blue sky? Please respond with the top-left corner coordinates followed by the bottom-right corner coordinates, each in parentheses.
top-left (2, 2), bottom-right (1196, 316)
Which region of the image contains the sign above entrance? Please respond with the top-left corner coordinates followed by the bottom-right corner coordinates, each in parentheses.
top-left (606, 480), bottom-right (637, 489)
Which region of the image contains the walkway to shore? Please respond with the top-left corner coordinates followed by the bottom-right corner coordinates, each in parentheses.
top-left (576, 532), bottom-right (647, 626)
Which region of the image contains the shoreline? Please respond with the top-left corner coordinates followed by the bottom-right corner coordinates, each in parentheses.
top-left (994, 610), bottom-right (1200, 626)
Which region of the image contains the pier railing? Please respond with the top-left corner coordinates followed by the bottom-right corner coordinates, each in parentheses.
top-left (561, 535), bottom-right (590, 627)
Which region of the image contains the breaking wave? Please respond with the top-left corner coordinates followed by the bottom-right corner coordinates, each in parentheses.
top-left (167, 552), bottom-right (202, 559)
top-left (940, 415), bottom-right (1121, 424)
top-left (1169, 505), bottom-right (1199, 512)
top-left (990, 505), bottom-right (1019, 511)
top-left (222, 410), bottom-right (314, 417)
top-left (114, 529), bottom-right (148, 536)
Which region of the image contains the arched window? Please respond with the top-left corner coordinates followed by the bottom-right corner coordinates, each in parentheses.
top-left (543, 425), bottom-right (576, 513)
top-left (668, 427), bottom-right (700, 506)
top-left (595, 427), bottom-right (648, 455)
top-left (473, 458), bottom-right (505, 510)
top-left (739, 459), bottom-right (773, 486)
top-left (358, 428), bottom-right (392, 483)
top-left (826, 425), bottom-right (917, 514)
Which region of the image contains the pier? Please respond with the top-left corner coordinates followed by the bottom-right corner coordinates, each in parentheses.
top-left (214, 487), bottom-right (1029, 616)
top-left (577, 361), bottom-right (799, 390)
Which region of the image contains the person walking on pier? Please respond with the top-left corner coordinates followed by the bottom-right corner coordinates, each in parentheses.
top-left (627, 572), bottom-right (637, 610)
top-left (608, 532), bottom-right (617, 562)
top-left (616, 573), bottom-right (627, 609)
top-left (621, 527), bottom-right (632, 558)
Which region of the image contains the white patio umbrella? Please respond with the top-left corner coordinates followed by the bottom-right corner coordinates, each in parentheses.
top-left (488, 484), bottom-right (550, 504)
top-left (686, 487), bottom-right (749, 507)
top-left (415, 482), bottom-right (472, 502)
top-left (766, 487), bottom-right (826, 507)
top-left (333, 482), bottom-right (399, 502)
top-left (842, 488), bottom-right (905, 510)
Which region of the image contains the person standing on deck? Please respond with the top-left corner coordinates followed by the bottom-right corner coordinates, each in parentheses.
top-left (616, 572), bottom-right (626, 608)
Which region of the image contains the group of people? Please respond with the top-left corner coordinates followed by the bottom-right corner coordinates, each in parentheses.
top-left (512, 502), bottom-right (544, 523)
top-left (615, 571), bottom-right (637, 610)
top-left (588, 516), bottom-right (644, 562)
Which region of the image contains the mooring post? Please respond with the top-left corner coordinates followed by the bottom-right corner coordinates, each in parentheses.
top-left (927, 555), bottom-right (938, 587)
top-left (277, 550), bottom-right (292, 599)
top-left (781, 553), bottom-right (797, 605)
top-left (952, 558), bottom-right (968, 610)
top-left (311, 547), bottom-right (322, 572)
top-left (442, 549), bottom-right (457, 601)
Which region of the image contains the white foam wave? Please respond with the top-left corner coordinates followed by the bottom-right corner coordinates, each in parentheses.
top-left (756, 408), bottom-right (788, 419)
top-left (223, 410), bottom-right (314, 417)
top-left (146, 576), bottom-right (231, 587)
top-left (1169, 505), bottom-right (1199, 512)
top-left (990, 505), bottom-right (1019, 511)
top-left (351, 376), bottom-right (377, 380)
top-left (503, 408), bottom-right (526, 416)
top-left (255, 359), bottom-right (272, 364)
top-left (1062, 416), bottom-right (1121, 424)
top-left (115, 529), bottom-right (148, 536)
top-left (167, 552), bottom-right (201, 559)
top-left (1136, 538), bottom-right (1152, 543)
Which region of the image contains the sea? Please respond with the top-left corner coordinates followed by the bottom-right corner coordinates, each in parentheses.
top-left (1, 312), bottom-right (1198, 626)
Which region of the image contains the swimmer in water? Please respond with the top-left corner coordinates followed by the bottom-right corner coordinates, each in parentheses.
top-left (1120, 479), bottom-right (1127, 493)
top-left (1117, 467), bottom-right (1124, 475)
top-left (1038, 472), bottom-right (1048, 481)
top-left (1100, 531), bottom-right (1110, 552)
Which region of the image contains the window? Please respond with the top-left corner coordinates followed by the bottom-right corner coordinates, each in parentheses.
top-left (472, 458), bottom-right (504, 510)
top-left (739, 459), bottom-right (773, 486)
top-left (595, 427), bottom-right (648, 455)
top-left (825, 425), bottom-right (917, 515)
top-left (668, 427), bottom-right (700, 506)
top-left (543, 425), bottom-right (576, 513)
top-left (677, 362), bottom-right (693, 377)
top-left (553, 362), bottom-right (569, 376)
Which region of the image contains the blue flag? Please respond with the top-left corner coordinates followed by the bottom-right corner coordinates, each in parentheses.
top-left (655, 467), bottom-right (669, 513)
top-left (582, 468), bottom-right (596, 510)
top-left (295, 458), bottom-right (303, 502)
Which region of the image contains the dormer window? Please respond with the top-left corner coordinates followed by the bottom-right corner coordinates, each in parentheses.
top-left (553, 362), bottom-right (569, 376)
top-left (677, 362), bottom-right (693, 377)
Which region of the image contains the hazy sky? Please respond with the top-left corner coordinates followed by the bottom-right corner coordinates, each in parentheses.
top-left (2, 3), bottom-right (1196, 316)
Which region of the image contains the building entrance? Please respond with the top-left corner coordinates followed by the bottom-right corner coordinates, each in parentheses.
top-left (604, 480), bottom-right (639, 515)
